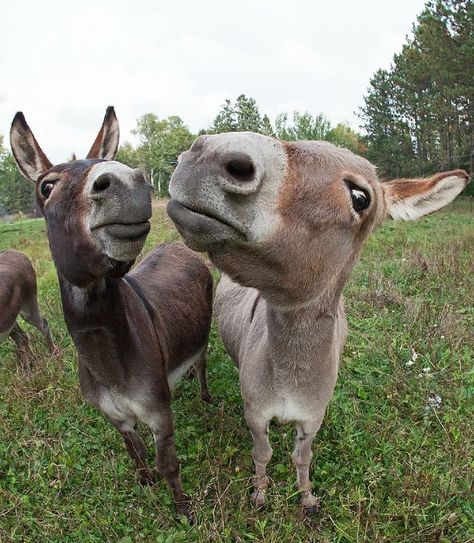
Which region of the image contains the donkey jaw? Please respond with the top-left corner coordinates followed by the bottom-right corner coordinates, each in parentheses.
top-left (93, 221), bottom-right (150, 262)
top-left (167, 199), bottom-right (244, 252)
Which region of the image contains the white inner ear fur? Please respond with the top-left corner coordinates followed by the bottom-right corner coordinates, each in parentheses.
top-left (387, 175), bottom-right (467, 221)
top-left (100, 120), bottom-right (120, 160)
top-left (10, 130), bottom-right (48, 181)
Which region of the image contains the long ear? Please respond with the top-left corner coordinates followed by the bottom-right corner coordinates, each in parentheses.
top-left (384, 170), bottom-right (469, 220)
top-left (10, 112), bottom-right (53, 181)
top-left (86, 106), bottom-right (120, 160)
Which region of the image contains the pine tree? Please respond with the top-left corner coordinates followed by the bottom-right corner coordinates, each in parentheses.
top-left (360, 0), bottom-right (473, 181)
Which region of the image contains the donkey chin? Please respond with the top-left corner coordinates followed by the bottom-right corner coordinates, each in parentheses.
top-left (167, 199), bottom-right (244, 253)
top-left (92, 220), bottom-right (151, 262)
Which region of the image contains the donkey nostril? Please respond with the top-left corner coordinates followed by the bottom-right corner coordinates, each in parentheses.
top-left (225, 155), bottom-right (255, 182)
top-left (92, 175), bottom-right (111, 193)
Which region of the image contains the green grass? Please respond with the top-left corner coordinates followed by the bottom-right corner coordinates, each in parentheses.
top-left (0, 202), bottom-right (473, 542)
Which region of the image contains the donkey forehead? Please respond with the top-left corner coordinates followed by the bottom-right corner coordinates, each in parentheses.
top-left (287, 140), bottom-right (378, 182)
top-left (42, 159), bottom-right (104, 179)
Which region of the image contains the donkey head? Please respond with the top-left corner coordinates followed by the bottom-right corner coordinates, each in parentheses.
top-left (10, 107), bottom-right (152, 287)
top-left (168, 133), bottom-right (469, 306)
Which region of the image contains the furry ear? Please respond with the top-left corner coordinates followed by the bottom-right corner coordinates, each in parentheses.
top-left (86, 106), bottom-right (120, 160)
top-left (383, 170), bottom-right (469, 220)
top-left (10, 112), bottom-right (53, 181)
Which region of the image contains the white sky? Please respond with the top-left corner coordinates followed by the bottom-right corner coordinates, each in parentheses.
top-left (1, 0), bottom-right (427, 163)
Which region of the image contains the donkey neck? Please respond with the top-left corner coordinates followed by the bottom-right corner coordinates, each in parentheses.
top-left (264, 291), bottom-right (345, 375)
top-left (57, 272), bottom-right (158, 385)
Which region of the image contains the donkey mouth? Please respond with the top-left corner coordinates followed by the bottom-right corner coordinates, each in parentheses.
top-left (167, 200), bottom-right (244, 247)
top-left (93, 221), bottom-right (151, 240)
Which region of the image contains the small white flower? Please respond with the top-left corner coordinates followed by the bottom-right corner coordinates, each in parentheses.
top-left (433, 324), bottom-right (438, 328)
top-left (406, 348), bottom-right (418, 366)
top-left (401, 258), bottom-right (407, 262)
top-left (440, 335), bottom-right (445, 339)
top-left (422, 367), bottom-right (430, 373)
top-left (426, 394), bottom-right (442, 410)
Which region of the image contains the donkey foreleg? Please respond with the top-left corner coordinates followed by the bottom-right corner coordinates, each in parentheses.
top-left (149, 412), bottom-right (192, 521)
top-left (245, 409), bottom-right (273, 509)
top-left (292, 418), bottom-right (323, 514)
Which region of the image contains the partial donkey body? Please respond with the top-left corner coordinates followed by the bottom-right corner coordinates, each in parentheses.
top-left (0, 249), bottom-right (53, 366)
top-left (10, 107), bottom-right (212, 519)
top-left (167, 133), bottom-right (469, 512)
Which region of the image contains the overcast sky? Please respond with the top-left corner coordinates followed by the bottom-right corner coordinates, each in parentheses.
top-left (1, 0), bottom-right (427, 163)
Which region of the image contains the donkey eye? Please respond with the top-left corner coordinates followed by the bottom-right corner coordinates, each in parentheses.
top-left (345, 180), bottom-right (370, 214)
top-left (41, 181), bottom-right (56, 199)
top-left (350, 187), bottom-right (370, 212)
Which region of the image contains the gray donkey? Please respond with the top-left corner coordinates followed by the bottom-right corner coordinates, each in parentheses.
top-left (10, 108), bottom-right (213, 520)
top-left (167, 132), bottom-right (469, 512)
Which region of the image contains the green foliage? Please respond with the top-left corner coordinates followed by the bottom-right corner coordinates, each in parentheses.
top-left (326, 123), bottom-right (367, 155)
top-left (275, 112), bottom-right (366, 154)
top-left (208, 94), bottom-right (273, 135)
top-left (208, 100), bottom-right (366, 153)
top-left (116, 141), bottom-right (141, 169)
top-left (275, 111), bottom-right (331, 141)
top-left (1, 203), bottom-right (473, 541)
top-left (132, 114), bottom-right (195, 197)
top-left (360, 0), bottom-right (473, 180)
top-left (0, 138), bottom-right (35, 217)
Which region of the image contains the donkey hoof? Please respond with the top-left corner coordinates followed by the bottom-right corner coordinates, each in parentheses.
top-left (301, 494), bottom-right (320, 516)
top-left (18, 355), bottom-right (32, 372)
top-left (200, 392), bottom-right (213, 404)
top-left (251, 489), bottom-right (267, 510)
top-left (138, 470), bottom-right (156, 486)
top-left (176, 499), bottom-right (193, 524)
top-left (303, 504), bottom-right (319, 516)
top-left (52, 345), bottom-right (61, 356)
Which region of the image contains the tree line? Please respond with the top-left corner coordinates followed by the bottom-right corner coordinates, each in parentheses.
top-left (359, 0), bottom-right (473, 180)
top-left (0, 0), bottom-right (472, 215)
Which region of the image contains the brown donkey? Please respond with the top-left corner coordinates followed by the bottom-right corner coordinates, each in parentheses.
top-left (10, 107), bottom-right (213, 519)
top-left (0, 249), bottom-right (53, 366)
top-left (168, 133), bottom-right (469, 513)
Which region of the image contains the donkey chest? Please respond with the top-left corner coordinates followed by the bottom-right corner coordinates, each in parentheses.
top-left (264, 394), bottom-right (313, 423)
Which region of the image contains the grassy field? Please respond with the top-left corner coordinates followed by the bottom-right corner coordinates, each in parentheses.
top-left (0, 201), bottom-right (473, 543)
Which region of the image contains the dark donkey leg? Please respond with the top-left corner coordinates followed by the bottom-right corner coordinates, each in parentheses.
top-left (195, 348), bottom-right (212, 404)
top-left (151, 410), bottom-right (192, 520)
top-left (110, 419), bottom-right (156, 486)
top-left (21, 295), bottom-right (54, 352)
top-left (79, 365), bottom-right (154, 486)
top-left (10, 322), bottom-right (32, 369)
